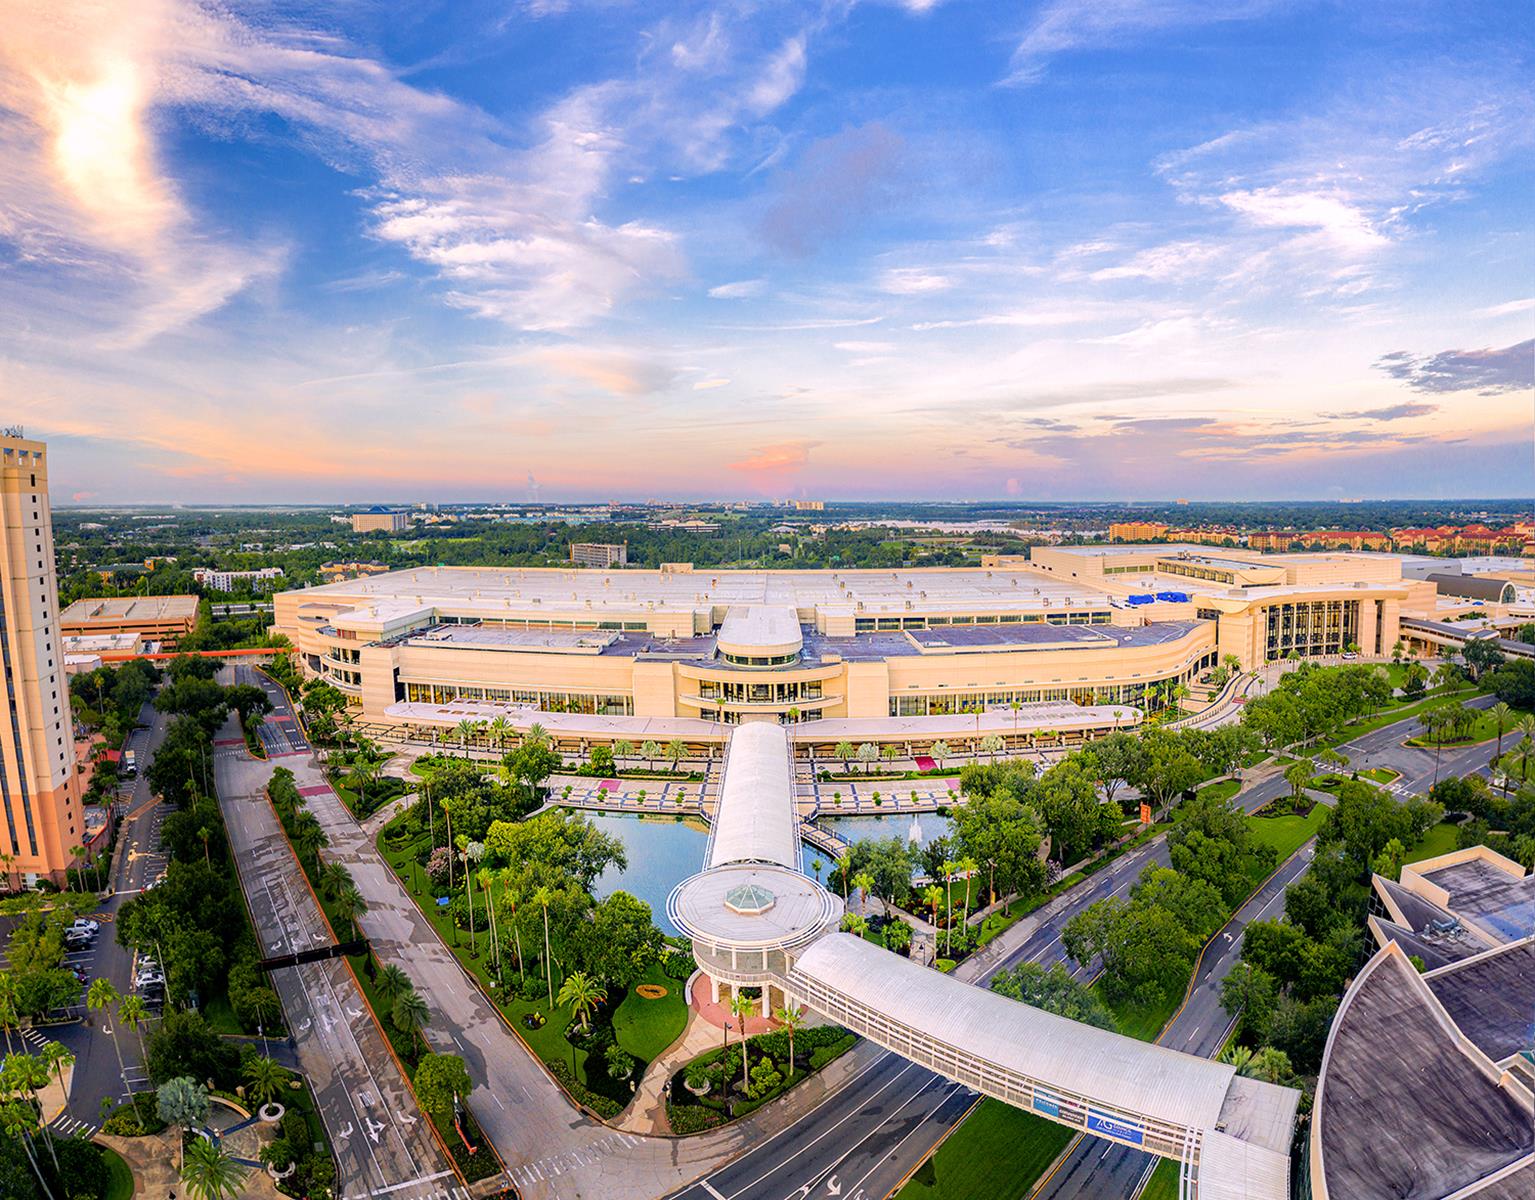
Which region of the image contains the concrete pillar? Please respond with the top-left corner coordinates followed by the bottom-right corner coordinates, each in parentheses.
top-left (761, 987), bottom-right (772, 1018)
top-left (710, 976), bottom-right (722, 1004)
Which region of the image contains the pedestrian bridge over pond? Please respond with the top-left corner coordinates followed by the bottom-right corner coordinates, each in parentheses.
top-left (667, 721), bottom-right (1299, 1200)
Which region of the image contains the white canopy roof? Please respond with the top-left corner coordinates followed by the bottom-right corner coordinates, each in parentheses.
top-left (706, 722), bottom-right (800, 870)
top-left (791, 933), bottom-right (1238, 1134)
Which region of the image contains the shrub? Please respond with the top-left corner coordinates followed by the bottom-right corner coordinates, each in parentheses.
top-left (546, 1059), bottom-right (622, 1118)
top-left (426, 847), bottom-right (451, 888)
top-left (662, 949), bottom-right (697, 980)
top-left (605, 1044), bottom-right (636, 1080)
top-left (667, 1103), bottom-right (725, 1133)
top-left (747, 1059), bottom-right (783, 1099)
top-left (102, 1092), bottom-right (167, 1136)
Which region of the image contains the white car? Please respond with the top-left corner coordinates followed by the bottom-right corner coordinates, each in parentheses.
top-left (68, 918), bottom-right (100, 936)
top-left (134, 970), bottom-right (165, 991)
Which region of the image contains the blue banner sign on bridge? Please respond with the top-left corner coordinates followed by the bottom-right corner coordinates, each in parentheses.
top-left (1086, 1109), bottom-right (1145, 1146)
top-left (1032, 1089), bottom-right (1061, 1119)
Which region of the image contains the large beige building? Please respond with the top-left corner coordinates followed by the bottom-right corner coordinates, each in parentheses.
top-left (351, 507), bottom-right (409, 534)
top-left (60, 594), bottom-right (199, 648)
top-left (0, 435), bottom-right (83, 884)
top-left (271, 545), bottom-right (1418, 756)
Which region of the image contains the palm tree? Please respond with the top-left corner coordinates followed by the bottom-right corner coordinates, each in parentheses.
top-left (856, 742), bottom-right (879, 774)
top-left (376, 963), bottom-right (413, 1008)
top-left (922, 884), bottom-right (942, 933)
top-left (641, 740), bottom-right (662, 770)
top-left (502, 874), bottom-right (527, 984)
top-left (834, 741), bottom-right (855, 774)
top-left (41, 1043), bottom-right (74, 1121)
top-left (87, 978), bottom-right (129, 1097)
top-left (391, 988), bottom-right (430, 1041)
top-left (0, 1086), bottom-right (55, 1200)
top-left (456, 719), bottom-right (477, 755)
top-left (556, 971), bottom-right (606, 1033)
top-left (940, 860), bottom-right (957, 955)
top-left (0, 974), bottom-right (19, 1054)
top-left (852, 870), bottom-right (876, 917)
top-left (612, 739), bottom-right (634, 769)
top-left (958, 855), bottom-right (979, 927)
top-left (1492, 702), bottom-right (1513, 761)
top-left (834, 853), bottom-right (853, 903)
top-left (774, 1003), bottom-right (804, 1073)
top-left (318, 860), bottom-right (352, 900)
top-left (524, 722), bottom-right (551, 749)
top-left (12, 1053), bottom-right (60, 1175)
top-left (979, 734), bottom-right (1004, 761)
top-left (461, 840), bottom-right (485, 956)
top-left (488, 716), bottom-right (511, 752)
top-left (333, 883), bottom-right (368, 938)
top-left (478, 868), bottom-right (501, 977)
top-left (181, 1134), bottom-right (249, 1200)
top-left (352, 758), bottom-right (381, 813)
top-left (69, 844), bottom-right (87, 891)
top-left (728, 991), bottom-right (757, 1094)
top-left (929, 740), bottom-right (950, 770)
top-left (666, 739), bottom-right (687, 772)
top-left (243, 1055), bottom-right (287, 1108)
top-left (292, 811), bottom-right (328, 867)
top-left (118, 994), bottom-right (150, 1073)
top-left (533, 884), bottom-right (556, 1006)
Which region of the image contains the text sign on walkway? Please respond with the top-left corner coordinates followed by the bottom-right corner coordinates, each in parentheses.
top-left (1086, 1109), bottom-right (1145, 1146)
top-left (1032, 1089), bottom-right (1061, 1119)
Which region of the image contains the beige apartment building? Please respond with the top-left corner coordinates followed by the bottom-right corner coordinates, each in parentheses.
top-left (0, 435), bottom-right (83, 884)
top-left (569, 542), bottom-right (628, 568)
top-left (60, 594), bottom-right (199, 648)
top-left (271, 545), bottom-right (1424, 757)
top-left (351, 507), bottom-right (410, 533)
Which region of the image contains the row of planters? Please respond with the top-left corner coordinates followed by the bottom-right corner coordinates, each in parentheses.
top-left (666, 1018), bottom-right (858, 1133)
top-left (325, 746), bottom-right (410, 818)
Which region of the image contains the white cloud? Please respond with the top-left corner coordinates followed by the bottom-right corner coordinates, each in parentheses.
top-left (692, 377), bottom-right (731, 390)
top-left (708, 279), bottom-right (765, 299)
top-left (1217, 188), bottom-right (1389, 252)
top-left (1088, 240), bottom-right (1224, 282)
top-left (1478, 298), bottom-right (1535, 318)
top-left (879, 268), bottom-right (952, 295)
top-left (834, 341), bottom-right (896, 352)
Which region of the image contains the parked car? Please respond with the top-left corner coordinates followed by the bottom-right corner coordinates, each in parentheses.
top-left (134, 970), bottom-right (165, 992)
top-left (68, 918), bottom-right (99, 936)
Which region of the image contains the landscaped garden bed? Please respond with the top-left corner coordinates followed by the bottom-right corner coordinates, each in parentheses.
top-left (665, 1022), bottom-right (858, 1131)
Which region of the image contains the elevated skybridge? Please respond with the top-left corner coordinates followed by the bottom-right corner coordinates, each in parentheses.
top-left (667, 722), bottom-right (1300, 1200)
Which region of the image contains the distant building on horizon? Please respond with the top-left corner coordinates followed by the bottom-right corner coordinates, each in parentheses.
top-left (351, 506), bottom-right (409, 534)
top-left (569, 542), bottom-right (628, 568)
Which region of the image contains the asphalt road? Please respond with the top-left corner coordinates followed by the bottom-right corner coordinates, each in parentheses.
top-left (212, 700), bottom-right (463, 1200)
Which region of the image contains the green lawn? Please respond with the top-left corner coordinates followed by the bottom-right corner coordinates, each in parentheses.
top-left (1141, 1158), bottom-right (1179, 1200)
top-left (1246, 804), bottom-right (1329, 862)
top-left (1404, 822), bottom-right (1461, 865)
top-left (896, 1099), bottom-right (1076, 1200)
top-left (1103, 988), bottom-right (1181, 1043)
top-left (1196, 778), bottom-right (1241, 804)
top-left (613, 962), bottom-right (688, 1061)
top-left (100, 1145), bottom-right (134, 1200)
top-left (1360, 767), bottom-right (1400, 784)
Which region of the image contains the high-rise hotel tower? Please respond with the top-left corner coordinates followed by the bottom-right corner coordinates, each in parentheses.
top-left (0, 433), bottom-right (80, 884)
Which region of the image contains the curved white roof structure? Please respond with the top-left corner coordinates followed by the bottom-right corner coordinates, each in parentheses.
top-left (793, 933), bottom-right (1237, 1131)
top-left (668, 724), bottom-right (1299, 1198)
top-left (704, 721), bottom-right (799, 870)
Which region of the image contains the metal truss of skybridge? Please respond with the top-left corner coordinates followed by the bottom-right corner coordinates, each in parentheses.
top-left (667, 721), bottom-right (1300, 1200)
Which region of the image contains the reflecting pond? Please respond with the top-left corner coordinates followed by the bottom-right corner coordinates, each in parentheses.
top-left (565, 807), bottom-right (957, 931)
top-left (565, 809), bottom-right (709, 937)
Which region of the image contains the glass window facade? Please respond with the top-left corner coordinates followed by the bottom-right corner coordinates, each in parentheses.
top-left (402, 680), bottom-right (633, 714)
top-left (1263, 600), bottom-right (1359, 660)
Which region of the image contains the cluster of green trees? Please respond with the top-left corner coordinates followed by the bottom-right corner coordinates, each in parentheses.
top-left (1239, 664), bottom-right (1394, 753)
top-left (69, 659), bottom-right (158, 749)
top-left (0, 1043), bottom-right (119, 1200)
top-left (1062, 793), bottom-right (1279, 1007)
top-left (118, 664), bottom-right (274, 1026)
top-left (0, 907), bottom-right (88, 1021)
top-left (1220, 779), bottom-right (1442, 1079)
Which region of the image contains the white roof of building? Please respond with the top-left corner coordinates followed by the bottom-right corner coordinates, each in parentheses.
top-left (792, 933), bottom-right (1239, 1133)
top-left (706, 722), bottom-right (800, 870)
top-left (289, 564), bottom-right (1112, 619)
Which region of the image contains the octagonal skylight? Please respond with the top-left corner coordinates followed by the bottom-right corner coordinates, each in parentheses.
top-left (724, 882), bottom-right (776, 915)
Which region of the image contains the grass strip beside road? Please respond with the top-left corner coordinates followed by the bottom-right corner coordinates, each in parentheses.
top-left (895, 1099), bottom-right (1076, 1200)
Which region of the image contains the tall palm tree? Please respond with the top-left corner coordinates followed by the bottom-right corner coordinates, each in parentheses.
top-left (317, 860), bottom-right (352, 900)
top-left (333, 883), bottom-right (368, 939)
top-left (0, 1088), bottom-right (56, 1200)
top-left (525, 722), bottom-right (551, 749)
top-left (478, 868), bottom-right (501, 978)
top-left (87, 978), bottom-right (129, 1097)
top-left (461, 841), bottom-right (485, 957)
top-left (41, 1043), bottom-right (74, 1121)
top-left (455, 719), bottom-right (477, 755)
top-left (353, 758), bottom-right (381, 813)
top-left (641, 740), bottom-right (662, 770)
top-left (940, 860), bottom-right (957, 955)
top-left (532, 884), bottom-right (556, 1006)
top-left (13, 1053), bottom-right (60, 1175)
top-left (728, 991), bottom-right (757, 1094)
top-left (118, 994), bottom-right (150, 1073)
top-left (852, 871), bottom-right (875, 917)
top-left (834, 853), bottom-right (853, 903)
top-left (0, 974), bottom-right (19, 1054)
top-left (774, 1004), bottom-right (804, 1074)
top-left (834, 741), bottom-right (855, 774)
top-left (181, 1135), bottom-right (250, 1200)
top-left (922, 885), bottom-right (942, 934)
top-left (556, 971), bottom-right (606, 1033)
top-left (488, 716), bottom-right (511, 752)
top-left (500, 875), bottom-right (527, 984)
top-left (958, 855), bottom-right (979, 927)
top-left (666, 739), bottom-right (687, 772)
top-left (292, 811), bottom-right (328, 868)
top-left (1492, 702), bottom-right (1514, 761)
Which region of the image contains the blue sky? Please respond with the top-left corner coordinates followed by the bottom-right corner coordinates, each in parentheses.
top-left (1, 0), bottom-right (1531, 503)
